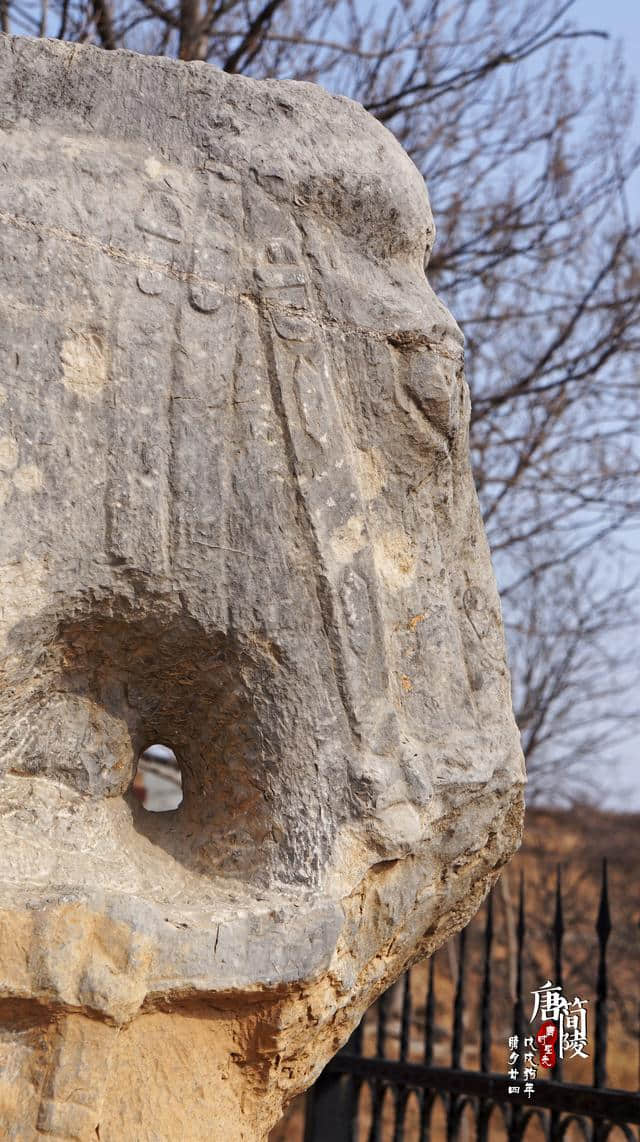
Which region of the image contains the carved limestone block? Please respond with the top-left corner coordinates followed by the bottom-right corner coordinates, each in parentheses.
top-left (0, 35), bottom-right (525, 1139)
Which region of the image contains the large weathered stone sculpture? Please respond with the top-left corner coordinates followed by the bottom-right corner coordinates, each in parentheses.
top-left (0, 34), bottom-right (525, 1140)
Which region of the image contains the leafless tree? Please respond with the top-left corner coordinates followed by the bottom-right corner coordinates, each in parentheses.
top-left (5, 0), bottom-right (639, 801)
top-left (507, 557), bottom-right (640, 803)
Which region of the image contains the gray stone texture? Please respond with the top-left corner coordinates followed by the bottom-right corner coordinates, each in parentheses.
top-left (0, 34), bottom-right (525, 1139)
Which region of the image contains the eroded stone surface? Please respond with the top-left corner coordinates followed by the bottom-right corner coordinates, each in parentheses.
top-left (0, 34), bottom-right (525, 1139)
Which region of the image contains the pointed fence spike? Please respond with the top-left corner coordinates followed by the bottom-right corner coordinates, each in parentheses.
top-left (594, 858), bottom-right (611, 1088)
top-left (509, 877), bottom-right (526, 1142)
top-left (553, 864), bottom-right (564, 986)
top-left (596, 858), bottom-right (612, 945)
top-left (480, 886), bottom-right (496, 1073)
top-left (400, 969), bottom-right (412, 1062)
top-left (554, 863), bottom-right (565, 938)
top-left (512, 870), bottom-right (526, 1049)
top-left (480, 889), bottom-right (493, 1073)
top-left (376, 987), bottom-right (391, 1059)
top-left (452, 925), bottom-right (467, 1069)
top-left (424, 954), bottom-right (435, 1067)
top-left (350, 1014), bottom-right (364, 1057)
top-left (551, 865), bottom-right (564, 1085)
top-left (516, 871), bottom-right (525, 997)
top-left (517, 869), bottom-right (526, 943)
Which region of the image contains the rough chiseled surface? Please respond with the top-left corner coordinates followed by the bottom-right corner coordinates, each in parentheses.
top-left (0, 34), bottom-right (525, 1139)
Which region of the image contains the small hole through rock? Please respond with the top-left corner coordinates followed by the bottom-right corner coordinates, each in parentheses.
top-left (132, 744), bottom-right (183, 812)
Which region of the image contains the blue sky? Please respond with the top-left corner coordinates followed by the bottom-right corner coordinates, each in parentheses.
top-left (579, 0), bottom-right (640, 66)
top-left (574, 2), bottom-right (639, 808)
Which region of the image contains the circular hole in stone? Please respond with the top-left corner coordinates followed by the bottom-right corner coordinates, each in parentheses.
top-left (132, 744), bottom-right (183, 812)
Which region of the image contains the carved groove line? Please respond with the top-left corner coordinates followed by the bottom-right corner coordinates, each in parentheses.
top-left (0, 210), bottom-right (461, 359)
top-left (256, 257), bottom-right (395, 749)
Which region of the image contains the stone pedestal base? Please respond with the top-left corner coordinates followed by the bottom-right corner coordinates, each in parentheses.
top-left (1, 1009), bottom-right (281, 1140)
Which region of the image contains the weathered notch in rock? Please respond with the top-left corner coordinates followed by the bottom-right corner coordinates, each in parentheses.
top-left (4, 600), bottom-right (293, 883)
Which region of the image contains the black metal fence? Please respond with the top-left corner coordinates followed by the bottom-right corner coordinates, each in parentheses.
top-left (303, 863), bottom-right (640, 1141)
